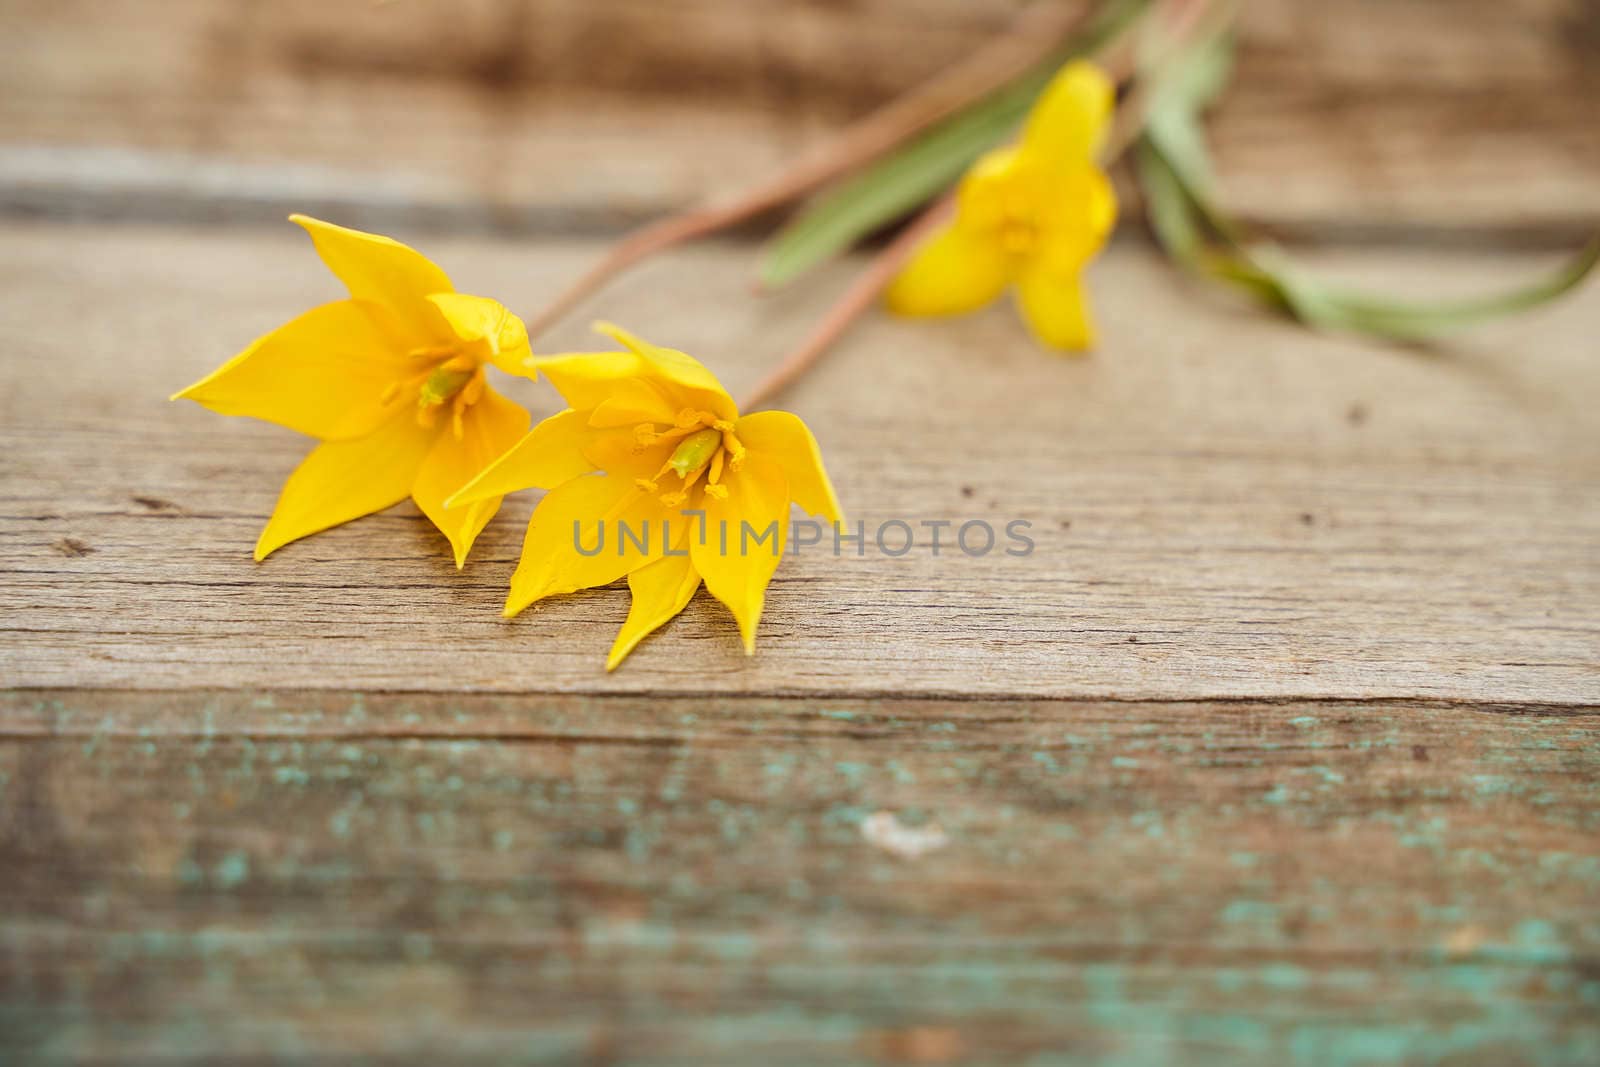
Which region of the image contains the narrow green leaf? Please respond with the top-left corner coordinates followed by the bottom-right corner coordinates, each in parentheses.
top-left (758, 85), bottom-right (1038, 289)
top-left (1136, 29), bottom-right (1600, 342)
top-left (1318, 239), bottom-right (1600, 339)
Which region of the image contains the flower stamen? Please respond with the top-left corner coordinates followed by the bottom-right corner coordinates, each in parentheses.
top-left (629, 412), bottom-right (743, 505)
top-left (720, 428), bottom-right (747, 472)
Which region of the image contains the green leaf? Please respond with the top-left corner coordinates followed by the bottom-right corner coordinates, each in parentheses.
top-left (758, 0), bottom-right (1152, 289)
top-left (1316, 239), bottom-right (1600, 339)
top-left (1135, 29), bottom-right (1600, 342)
top-left (757, 84), bottom-right (1039, 289)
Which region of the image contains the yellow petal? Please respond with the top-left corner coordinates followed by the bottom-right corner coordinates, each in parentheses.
top-left (606, 552), bottom-right (702, 671)
top-left (735, 410), bottom-right (843, 522)
top-left (582, 430), bottom-right (673, 483)
top-left (585, 377), bottom-right (678, 428)
top-left (447, 408), bottom-right (598, 508)
top-left (689, 453), bottom-right (789, 654)
top-left (290, 214), bottom-right (453, 344)
top-left (1014, 266), bottom-right (1095, 353)
top-left (426, 292), bottom-right (534, 378)
top-left (591, 322), bottom-right (738, 420)
top-left (254, 410), bottom-right (436, 561)
top-left (504, 473), bottom-right (673, 617)
top-left (530, 323), bottom-right (736, 421)
top-left (412, 387), bottom-right (531, 568)
top-left (172, 300), bottom-right (406, 441)
top-left (884, 221), bottom-right (1010, 318)
top-left (1046, 167), bottom-right (1119, 265)
top-left (1020, 61), bottom-right (1115, 169)
top-left (531, 350), bottom-right (649, 412)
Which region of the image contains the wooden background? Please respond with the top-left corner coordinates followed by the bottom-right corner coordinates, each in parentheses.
top-left (2, 0), bottom-right (1598, 1063)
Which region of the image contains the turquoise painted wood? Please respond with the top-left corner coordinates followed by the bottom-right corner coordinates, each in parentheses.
top-left (2, 691), bottom-right (1596, 1064)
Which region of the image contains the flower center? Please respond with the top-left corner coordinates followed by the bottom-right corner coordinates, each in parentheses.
top-left (378, 345), bottom-right (488, 438)
top-left (996, 191), bottom-right (1044, 257)
top-left (632, 409), bottom-right (746, 506)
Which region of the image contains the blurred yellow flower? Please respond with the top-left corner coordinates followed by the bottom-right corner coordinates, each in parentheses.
top-left (173, 215), bottom-right (534, 566)
top-left (450, 324), bottom-right (841, 669)
top-left (885, 61), bottom-right (1118, 351)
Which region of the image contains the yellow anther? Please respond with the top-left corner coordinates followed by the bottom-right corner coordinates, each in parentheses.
top-left (720, 428), bottom-right (747, 472)
top-left (712, 420), bottom-right (736, 433)
top-left (634, 478), bottom-right (659, 494)
top-left (704, 484), bottom-right (729, 501)
top-left (674, 409), bottom-right (703, 428)
top-left (658, 491), bottom-right (688, 507)
top-left (634, 423), bottom-right (661, 446)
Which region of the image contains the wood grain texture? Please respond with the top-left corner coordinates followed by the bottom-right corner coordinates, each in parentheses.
top-left (4, 4), bottom-right (1599, 1059)
top-left (2, 222), bottom-right (1598, 700)
top-left (2, 689), bottom-right (1597, 1065)
top-left (1, 0), bottom-right (1596, 234)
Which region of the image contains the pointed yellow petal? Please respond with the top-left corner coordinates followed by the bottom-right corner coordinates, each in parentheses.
top-left (172, 300), bottom-right (406, 440)
top-left (582, 429), bottom-right (673, 482)
top-left (593, 322), bottom-right (738, 420)
top-left (411, 387), bottom-right (531, 568)
top-left (535, 346), bottom-right (736, 425)
top-left (426, 292), bottom-right (534, 378)
top-left (532, 350), bottom-right (651, 412)
top-left (606, 552), bottom-right (702, 671)
top-left (884, 221), bottom-right (1010, 318)
top-left (586, 377), bottom-right (678, 428)
top-left (1015, 266), bottom-right (1095, 353)
top-left (735, 410), bottom-right (843, 523)
top-left (1020, 61), bottom-right (1115, 169)
top-left (1044, 167), bottom-right (1119, 264)
top-left (448, 408), bottom-right (599, 508)
top-left (254, 411), bottom-right (436, 560)
top-left (290, 215), bottom-right (453, 344)
top-left (689, 453), bottom-right (789, 654)
top-left (503, 473), bottom-right (672, 617)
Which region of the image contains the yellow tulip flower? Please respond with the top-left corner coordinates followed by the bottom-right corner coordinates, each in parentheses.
top-left (174, 215), bottom-right (534, 566)
top-left (450, 324), bottom-right (842, 669)
top-left (885, 61), bottom-right (1118, 351)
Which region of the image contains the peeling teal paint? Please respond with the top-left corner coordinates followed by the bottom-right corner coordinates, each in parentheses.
top-left (1220, 900), bottom-right (1278, 925)
top-left (833, 761), bottom-right (868, 785)
top-left (213, 853), bottom-right (249, 890)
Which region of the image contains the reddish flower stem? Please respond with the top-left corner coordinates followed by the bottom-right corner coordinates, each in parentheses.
top-left (738, 194), bottom-right (957, 412)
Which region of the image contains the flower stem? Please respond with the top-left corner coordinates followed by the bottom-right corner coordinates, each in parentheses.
top-left (522, 0), bottom-right (1103, 340)
top-left (739, 195), bottom-right (956, 412)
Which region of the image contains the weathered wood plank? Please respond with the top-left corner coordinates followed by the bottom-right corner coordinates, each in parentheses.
top-left (2, 222), bottom-right (1598, 700)
top-left (1, 689), bottom-right (1597, 1065)
top-left (1, 0), bottom-right (1596, 233)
